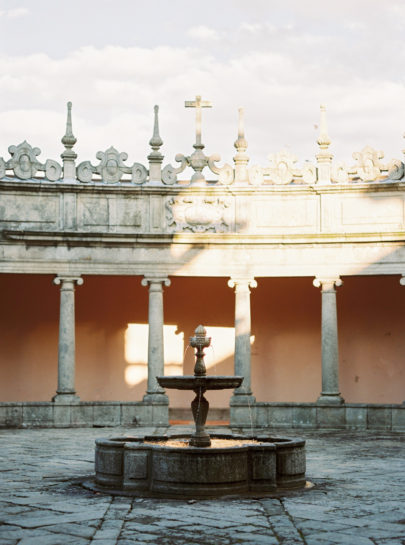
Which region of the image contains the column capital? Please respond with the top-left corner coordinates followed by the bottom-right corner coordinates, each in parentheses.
top-left (313, 277), bottom-right (342, 291)
top-left (53, 276), bottom-right (83, 287)
top-left (141, 276), bottom-right (171, 288)
top-left (228, 277), bottom-right (257, 292)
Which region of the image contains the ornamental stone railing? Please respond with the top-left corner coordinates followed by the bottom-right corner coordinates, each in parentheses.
top-left (0, 98), bottom-right (404, 188)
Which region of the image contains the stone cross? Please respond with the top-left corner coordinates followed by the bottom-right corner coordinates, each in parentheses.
top-left (185, 95), bottom-right (212, 148)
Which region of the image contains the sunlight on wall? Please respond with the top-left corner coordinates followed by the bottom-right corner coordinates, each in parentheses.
top-left (124, 324), bottom-right (184, 386)
top-left (124, 324), bottom-right (255, 387)
top-left (203, 326), bottom-right (234, 370)
top-left (204, 327), bottom-right (255, 370)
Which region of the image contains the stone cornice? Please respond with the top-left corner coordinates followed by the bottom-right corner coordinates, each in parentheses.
top-left (4, 229), bottom-right (405, 247)
top-left (2, 177), bottom-right (405, 196)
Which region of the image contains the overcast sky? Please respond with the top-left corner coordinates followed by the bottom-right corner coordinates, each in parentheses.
top-left (0, 0), bottom-right (404, 171)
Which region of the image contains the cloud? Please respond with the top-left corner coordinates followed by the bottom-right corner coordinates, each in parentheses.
top-left (187, 25), bottom-right (220, 41)
top-left (0, 6), bottom-right (29, 18)
top-left (0, 38), bottom-right (403, 173)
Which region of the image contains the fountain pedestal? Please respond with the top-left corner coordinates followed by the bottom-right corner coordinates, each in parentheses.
top-left (190, 389), bottom-right (210, 447)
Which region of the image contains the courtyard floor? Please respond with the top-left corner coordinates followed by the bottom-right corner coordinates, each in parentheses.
top-left (0, 426), bottom-right (404, 545)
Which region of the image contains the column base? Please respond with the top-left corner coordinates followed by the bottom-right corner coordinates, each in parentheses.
top-left (317, 394), bottom-right (345, 405)
top-left (230, 393), bottom-right (256, 406)
top-left (52, 393), bottom-right (80, 404)
top-left (143, 392), bottom-right (169, 404)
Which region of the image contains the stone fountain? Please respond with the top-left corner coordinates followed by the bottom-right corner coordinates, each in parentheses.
top-left (93, 325), bottom-right (306, 497)
top-left (157, 325), bottom-right (243, 447)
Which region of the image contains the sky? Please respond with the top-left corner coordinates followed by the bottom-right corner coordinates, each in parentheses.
top-left (0, 0), bottom-right (404, 172)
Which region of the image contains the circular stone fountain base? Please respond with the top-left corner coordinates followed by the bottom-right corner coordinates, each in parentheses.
top-left (91, 434), bottom-right (306, 498)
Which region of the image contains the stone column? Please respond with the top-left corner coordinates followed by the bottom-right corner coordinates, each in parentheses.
top-left (313, 277), bottom-right (344, 404)
top-left (141, 276), bottom-right (170, 403)
top-left (52, 276), bottom-right (83, 403)
top-left (228, 278), bottom-right (257, 404)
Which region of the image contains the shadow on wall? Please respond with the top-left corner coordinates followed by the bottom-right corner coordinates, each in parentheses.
top-left (0, 274), bottom-right (58, 401)
top-left (1, 273), bottom-right (405, 404)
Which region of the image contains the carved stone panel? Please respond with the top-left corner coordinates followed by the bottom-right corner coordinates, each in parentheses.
top-left (252, 197), bottom-right (319, 233)
top-left (114, 197), bottom-right (144, 229)
top-left (166, 196), bottom-right (232, 233)
top-left (0, 194), bottom-right (59, 226)
top-left (341, 196), bottom-right (403, 227)
top-left (321, 193), bottom-right (404, 233)
top-left (78, 197), bottom-right (109, 228)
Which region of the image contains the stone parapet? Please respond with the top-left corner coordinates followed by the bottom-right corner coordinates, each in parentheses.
top-left (0, 401), bottom-right (169, 428)
top-left (231, 402), bottom-right (405, 432)
top-left (0, 401), bottom-right (403, 430)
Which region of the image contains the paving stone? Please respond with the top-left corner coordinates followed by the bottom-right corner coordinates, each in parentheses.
top-left (46, 522), bottom-right (96, 538)
top-left (0, 427), bottom-right (404, 545)
top-left (260, 498), bottom-right (284, 515)
top-left (91, 537), bottom-right (121, 545)
top-left (18, 534), bottom-right (89, 545)
top-left (234, 534), bottom-right (279, 544)
top-left (306, 530), bottom-right (375, 544)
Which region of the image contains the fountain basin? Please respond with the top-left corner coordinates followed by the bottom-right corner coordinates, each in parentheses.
top-left (157, 376), bottom-right (243, 390)
top-left (93, 434), bottom-right (306, 498)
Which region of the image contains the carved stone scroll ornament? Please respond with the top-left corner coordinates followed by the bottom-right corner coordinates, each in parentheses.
top-left (301, 162), bottom-right (317, 184)
top-left (248, 165), bottom-right (264, 186)
top-left (76, 146), bottom-right (148, 184)
top-left (0, 157), bottom-right (5, 179)
top-left (166, 196), bottom-right (232, 233)
top-left (267, 150), bottom-right (297, 185)
top-left (387, 159), bottom-right (405, 180)
top-left (331, 162), bottom-right (350, 184)
top-left (161, 154), bottom-right (188, 185)
top-left (247, 152), bottom-right (316, 185)
top-left (6, 141), bottom-right (62, 181)
top-left (207, 154), bottom-right (234, 185)
top-left (352, 146), bottom-right (384, 182)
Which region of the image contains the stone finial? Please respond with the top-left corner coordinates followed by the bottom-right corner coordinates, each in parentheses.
top-left (148, 105), bottom-right (164, 183)
top-left (317, 104), bottom-right (331, 149)
top-left (149, 105), bottom-right (163, 155)
top-left (316, 104), bottom-right (333, 184)
top-left (233, 107), bottom-right (249, 184)
top-left (61, 101), bottom-right (77, 180)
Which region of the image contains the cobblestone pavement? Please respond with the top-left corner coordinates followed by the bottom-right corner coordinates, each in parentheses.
top-left (0, 427), bottom-right (404, 545)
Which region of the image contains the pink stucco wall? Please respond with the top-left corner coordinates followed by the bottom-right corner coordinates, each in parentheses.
top-left (0, 274), bottom-right (404, 405)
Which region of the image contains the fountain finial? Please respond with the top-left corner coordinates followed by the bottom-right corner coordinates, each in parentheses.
top-left (190, 325), bottom-right (211, 376)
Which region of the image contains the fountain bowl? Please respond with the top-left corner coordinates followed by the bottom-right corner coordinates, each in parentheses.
top-left (92, 433), bottom-right (306, 498)
top-left (157, 375), bottom-right (243, 390)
